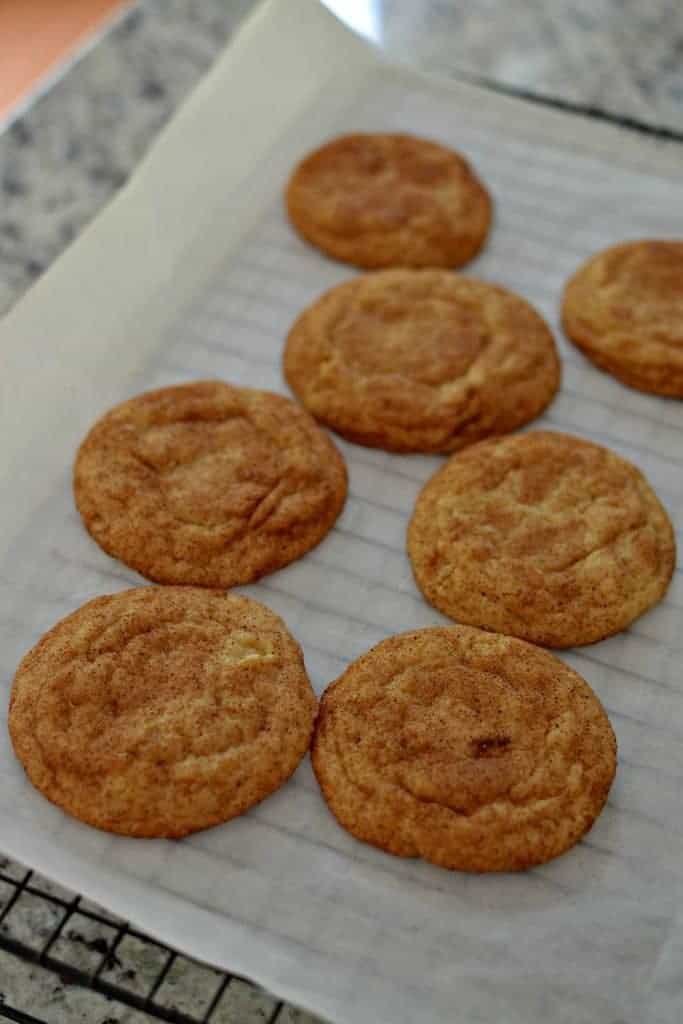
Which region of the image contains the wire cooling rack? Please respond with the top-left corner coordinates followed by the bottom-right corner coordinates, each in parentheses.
top-left (0, 856), bottom-right (313, 1024)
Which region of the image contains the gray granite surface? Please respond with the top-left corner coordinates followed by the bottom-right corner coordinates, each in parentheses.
top-left (0, 0), bottom-right (682, 1020)
top-left (0, 0), bottom-right (254, 316)
top-left (379, 0), bottom-right (683, 128)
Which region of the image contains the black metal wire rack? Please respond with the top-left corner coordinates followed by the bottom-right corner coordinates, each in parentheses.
top-left (0, 858), bottom-right (304, 1024)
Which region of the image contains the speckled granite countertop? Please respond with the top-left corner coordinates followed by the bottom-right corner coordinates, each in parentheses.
top-left (0, 0), bottom-right (681, 1020)
top-left (0, 0), bottom-right (256, 316)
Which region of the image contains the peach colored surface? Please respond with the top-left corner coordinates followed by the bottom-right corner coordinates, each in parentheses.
top-left (0, 0), bottom-right (129, 119)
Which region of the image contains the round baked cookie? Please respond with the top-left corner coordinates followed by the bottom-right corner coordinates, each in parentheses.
top-left (562, 240), bottom-right (683, 397)
top-left (408, 431), bottom-right (675, 647)
top-left (286, 133), bottom-right (492, 269)
top-left (9, 587), bottom-right (317, 838)
top-left (312, 626), bottom-right (617, 872)
top-left (284, 270), bottom-right (560, 453)
top-left (74, 381), bottom-right (347, 587)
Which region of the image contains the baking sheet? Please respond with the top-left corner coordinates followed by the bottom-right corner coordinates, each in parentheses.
top-left (1, 1), bottom-right (683, 1021)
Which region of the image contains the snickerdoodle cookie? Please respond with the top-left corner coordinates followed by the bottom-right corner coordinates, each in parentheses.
top-left (408, 431), bottom-right (675, 647)
top-left (286, 133), bottom-right (492, 269)
top-left (284, 270), bottom-right (560, 452)
top-left (312, 625), bottom-right (617, 871)
top-left (74, 381), bottom-right (347, 586)
top-left (562, 240), bottom-right (683, 396)
top-left (9, 587), bottom-right (316, 837)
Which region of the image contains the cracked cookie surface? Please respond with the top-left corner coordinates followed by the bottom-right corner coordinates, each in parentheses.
top-left (562, 240), bottom-right (683, 396)
top-left (284, 270), bottom-right (560, 452)
top-left (286, 133), bottom-right (492, 269)
top-left (408, 431), bottom-right (675, 647)
top-left (312, 626), bottom-right (616, 871)
top-left (9, 587), bottom-right (317, 837)
top-left (74, 381), bottom-right (347, 586)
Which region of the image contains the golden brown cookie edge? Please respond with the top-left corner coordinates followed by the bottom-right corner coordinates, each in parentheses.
top-left (311, 626), bottom-right (617, 871)
top-left (9, 587), bottom-right (318, 838)
top-left (283, 273), bottom-right (561, 454)
top-left (73, 381), bottom-right (349, 588)
top-left (285, 133), bottom-right (493, 270)
top-left (407, 431), bottom-right (676, 647)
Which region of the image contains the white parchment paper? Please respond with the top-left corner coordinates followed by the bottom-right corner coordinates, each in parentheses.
top-left (1, 2), bottom-right (682, 1021)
